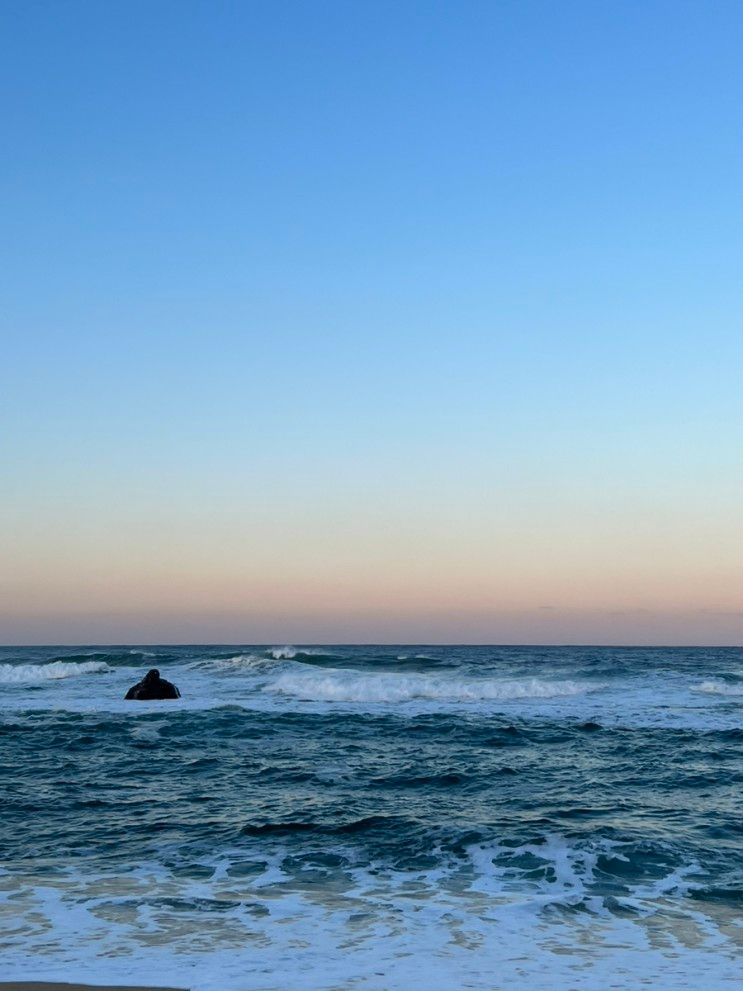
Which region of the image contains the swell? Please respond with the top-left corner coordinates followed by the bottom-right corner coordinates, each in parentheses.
top-left (239, 814), bottom-right (404, 837)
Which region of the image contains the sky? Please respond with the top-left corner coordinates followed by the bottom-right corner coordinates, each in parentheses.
top-left (1, 0), bottom-right (742, 645)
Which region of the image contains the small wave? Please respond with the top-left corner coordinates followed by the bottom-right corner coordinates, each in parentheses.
top-left (0, 661), bottom-right (111, 683)
top-left (268, 671), bottom-right (604, 703)
top-left (694, 680), bottom-right (743, 697)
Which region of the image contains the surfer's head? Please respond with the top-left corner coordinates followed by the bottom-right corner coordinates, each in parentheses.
top-left (143, 668), bottom-right (160, 684)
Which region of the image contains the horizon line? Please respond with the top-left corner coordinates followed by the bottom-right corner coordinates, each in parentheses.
top-left (2, 640), bottom-right (741, 650)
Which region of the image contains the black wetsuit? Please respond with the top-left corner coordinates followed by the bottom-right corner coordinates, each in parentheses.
top-left (125, 669), bottom-right (181, 700)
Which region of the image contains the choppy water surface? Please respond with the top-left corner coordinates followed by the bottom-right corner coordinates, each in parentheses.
top-left (0, 644), bottom-right (740, 989)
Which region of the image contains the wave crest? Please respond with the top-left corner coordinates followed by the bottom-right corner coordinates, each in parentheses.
top-left (269, 646), bottom-right (297, 660)
top-left (268, 671), bottom-right (604, 704)
top-left (266, 647), bottom-right (339, 663)
top-left (0, 661), bottom-right (111, 683)
top-left (201, 654), bottom-right (267, 672)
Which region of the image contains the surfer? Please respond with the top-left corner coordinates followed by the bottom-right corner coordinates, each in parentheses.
top-left (125, 668), bottom-right (181, 700)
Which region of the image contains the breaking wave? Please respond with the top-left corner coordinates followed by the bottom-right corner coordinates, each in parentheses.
top-left (269, 646), bottom-right (297, 660)
top-left (267, 646), bottom-right (340, 663)
top-left (202, 647), bottom-right (342, 671)
top-left (0, 661), bottom-right (111, 683)
top-left (695, 680), bottom-right (743, 696)
top-left (268, 671), bottom-right (605, 703)
top-left (204, 654), bottom-right (267, 672)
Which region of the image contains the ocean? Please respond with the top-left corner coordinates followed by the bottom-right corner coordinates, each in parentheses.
top-left (0, 644), bottom-right (740, 989)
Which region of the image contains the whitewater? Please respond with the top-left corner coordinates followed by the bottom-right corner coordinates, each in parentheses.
top-left (0, 644), bottom-right (740, 989)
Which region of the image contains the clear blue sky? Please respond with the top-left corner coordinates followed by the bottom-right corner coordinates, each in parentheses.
top-left (2, 1), bottom-right (742, 644)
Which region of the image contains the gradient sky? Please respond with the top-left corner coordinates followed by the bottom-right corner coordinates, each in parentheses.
top-left (2, 1), bottom-right (742, 645)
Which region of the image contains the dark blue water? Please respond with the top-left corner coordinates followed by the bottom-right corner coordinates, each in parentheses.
top-left (0, 645), bottom-right (740, 989)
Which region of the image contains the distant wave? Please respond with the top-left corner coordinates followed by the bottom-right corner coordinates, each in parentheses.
top-left (268, 646), bottom-right (297, 660)
top-left (266, 646), bottom-right (340, 663)
top-left (49, 650), bottom-right (155, 666)
top-left (694, 680), bottom-right (743, 697)
top-left (205, 654), bottom-right (267, 672)
top-left (268, 671), bottom-right (604, 703)
top-left (0, 661), bottom-right (111, 683)
top-left (194, 652), bottom-right (309, 672)
top-left (196, 648), bottom-right (341, 673)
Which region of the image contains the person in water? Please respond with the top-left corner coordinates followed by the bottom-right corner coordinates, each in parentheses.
top-left (125, 668), bottom-right (181, 700)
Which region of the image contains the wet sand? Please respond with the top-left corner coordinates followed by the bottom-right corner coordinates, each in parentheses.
top-left (0, 984), bottom-right (187, 991)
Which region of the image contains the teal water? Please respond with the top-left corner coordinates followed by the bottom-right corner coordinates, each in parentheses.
top-left (0, 644), bottom-right (740, 989)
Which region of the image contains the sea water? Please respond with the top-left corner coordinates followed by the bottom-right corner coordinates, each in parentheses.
top-left (0, 644), bottom-right (740, 989)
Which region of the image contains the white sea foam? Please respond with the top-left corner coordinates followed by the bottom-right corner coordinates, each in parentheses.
top-left (0, 661), bottom-right (111, 683)
top-left (464, 832), bottom-right (707, 916)
top-left (694, 680), bottom-right (743, 696)
top-left (0, 836), bottom-right (737, 991)
top-left (269, 646), bottom-right (298, 659)
top-left (268, 670), bottom-right (604, 703)
top-left (467, 832), bottom-right (609, 907)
